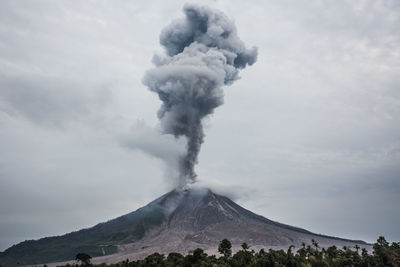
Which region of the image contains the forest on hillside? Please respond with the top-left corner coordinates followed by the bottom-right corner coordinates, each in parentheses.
top-left (43, 236), bottom-right (400, 267)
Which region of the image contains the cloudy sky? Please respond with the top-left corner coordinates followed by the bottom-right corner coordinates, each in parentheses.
top-left (1, 0), bottom-right (399, 251)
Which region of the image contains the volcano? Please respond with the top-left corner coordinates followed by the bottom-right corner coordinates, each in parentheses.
top-left (0, 188), bottom-right (370, 266)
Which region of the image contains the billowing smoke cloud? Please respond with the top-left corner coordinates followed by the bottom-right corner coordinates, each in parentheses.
top-left (119, 121), bottom-right (186, 185)
top-left (143, 4), bottom-right (257, 187)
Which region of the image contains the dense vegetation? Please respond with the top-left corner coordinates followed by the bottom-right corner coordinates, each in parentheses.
top-left (60, 236), bottom-right (400, 267)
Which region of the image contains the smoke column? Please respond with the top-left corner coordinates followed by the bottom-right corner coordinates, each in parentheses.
top-left (143, 4), bottom-right (257, 188)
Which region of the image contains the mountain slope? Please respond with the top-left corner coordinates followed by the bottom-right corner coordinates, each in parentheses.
top-left (0, 188), bottom-right (369, 266)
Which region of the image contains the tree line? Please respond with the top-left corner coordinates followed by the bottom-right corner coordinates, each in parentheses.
top-left (50, 236), bottom-right (400, 267)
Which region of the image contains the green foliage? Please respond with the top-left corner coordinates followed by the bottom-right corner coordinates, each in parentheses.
top-left (76, 253), bottom-right (92, 266)
top-left (3, 236), bottom-right (400, 267)
top-left (241, 243), bottom-right (250, 251)
top-left (218, 239), bottom-right (232, 258)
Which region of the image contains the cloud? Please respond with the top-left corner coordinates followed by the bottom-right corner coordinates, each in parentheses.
top-left (119, 121), bottom-right (186, 186)
top-left (0, 74), bottom-right (112, 126)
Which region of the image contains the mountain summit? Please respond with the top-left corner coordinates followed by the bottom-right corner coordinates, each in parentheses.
top-left (0, 188), bottom-right (369, 266)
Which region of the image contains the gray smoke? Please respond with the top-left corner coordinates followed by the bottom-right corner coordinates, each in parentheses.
top-left (143, 4), bottom-right (257, 188)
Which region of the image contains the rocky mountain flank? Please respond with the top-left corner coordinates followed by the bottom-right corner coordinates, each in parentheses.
top-left (0, 188), bottom-right (370, 266)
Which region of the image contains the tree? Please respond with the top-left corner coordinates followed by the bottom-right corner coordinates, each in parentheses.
top-left (166, 252), bottom-right (184, 266)
top-left (241, 242), bottom-right (250, 251)
top-left (75, 253), bottom-right (91, 266)
top-left (377, 236), bottom-right (390, 248)
top-left (373, 236), bottom-right (391, 266)
top-left (144, 252), bottom-right (165, 266)
top-left (311, 239), bottom-right (319, 250)
top-left (232, 250), bottom-right (253, 266)
top-left (218, 238), bottom-right (232, 258)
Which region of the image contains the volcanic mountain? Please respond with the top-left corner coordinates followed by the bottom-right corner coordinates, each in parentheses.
top-left (0, 188), bottom-right (370, 266)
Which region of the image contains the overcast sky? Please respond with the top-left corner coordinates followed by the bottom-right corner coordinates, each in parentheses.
top-left (1, 0), bottom-right (399, 251)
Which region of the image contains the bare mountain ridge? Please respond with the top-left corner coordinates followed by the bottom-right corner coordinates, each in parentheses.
top-left (0, 188), bottom-right (370, 266)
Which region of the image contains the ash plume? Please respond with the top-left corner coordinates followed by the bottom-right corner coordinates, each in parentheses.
top-left (143, 4), bottom-right (257, 187)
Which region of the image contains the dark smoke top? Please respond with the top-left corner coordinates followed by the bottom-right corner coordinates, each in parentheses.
top-left (143, 4), bottom-right (257, 188)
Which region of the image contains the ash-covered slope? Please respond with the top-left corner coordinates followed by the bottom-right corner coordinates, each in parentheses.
top-left (0, 188), bottom-right (369, 266)
top-left (117, 188), bottom-right (369, 258)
